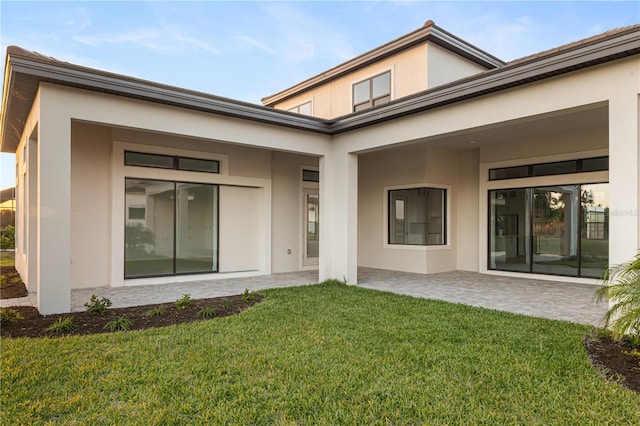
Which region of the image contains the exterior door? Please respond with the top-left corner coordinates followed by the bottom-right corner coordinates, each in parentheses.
top-left (303, 189), bottom-right (319, 267)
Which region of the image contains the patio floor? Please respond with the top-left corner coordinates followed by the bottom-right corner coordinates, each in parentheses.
top-left (2, 267), bottom-right (607, 326)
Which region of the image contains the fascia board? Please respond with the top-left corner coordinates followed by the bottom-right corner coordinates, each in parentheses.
top-left (7, 57), bottom-right (333, 135)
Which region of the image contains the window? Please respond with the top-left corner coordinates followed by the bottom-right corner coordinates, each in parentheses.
top-left (302, 169), bottom-right (319, 182)
top-left (389, 187), bottom-right (446, 245)
top-left (489, 157), bottom-right (608, 181)
top-left (488, 183), bottom-right (608, 278)
top-left (125, 178), bottom-right (219, 278)
top-left (288, 101), bottom-right (312, 116)
top-left (125, 151), bottom-right (219, 174)
top-left (353, 71), bottom-right (391, 112)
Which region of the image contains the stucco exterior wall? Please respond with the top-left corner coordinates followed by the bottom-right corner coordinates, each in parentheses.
top-left (358, 144), bottom-right (460, 274)
top-left (70, 122), bottom-right (113, 289)
top-left (271, 151), bottom-right (319, 273)
top-left (274, 44), bottom-right (429, 119)
top-left (427, 43), bottom-right (488, 89)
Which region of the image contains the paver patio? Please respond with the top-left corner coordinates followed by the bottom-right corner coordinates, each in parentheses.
top-left (2, 268), bottom-right (607, 326)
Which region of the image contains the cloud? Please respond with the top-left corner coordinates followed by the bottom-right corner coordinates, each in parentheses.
top-left (262, 4), bottom-right (356, 64)
top-left (234, 35), bottom-right (275, 54)
top-left (73, 29), bottom-right (166, 52)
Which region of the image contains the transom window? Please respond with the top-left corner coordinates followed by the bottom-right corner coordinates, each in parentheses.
top-left (288, 101), bottom-right (312, 116)
top-left (489, 157), bottom-right (608, 181)
top-left (125, 151), bottom-right (220, 174)
top-left (389, 187), bottom-right (446, 245)
top-left (353, 71), bottom-right (391, 112)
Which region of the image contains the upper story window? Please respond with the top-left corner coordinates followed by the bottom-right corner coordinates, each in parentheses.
top-left (353, 71), bottom-right (391, 112)
top-left (288, 101), bottom-right (312, 116)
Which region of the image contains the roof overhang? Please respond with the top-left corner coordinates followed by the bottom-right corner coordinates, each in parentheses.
top-left (0, 47), bottom-right (333, 153)
top-left (1, 24), bottom-right (639, 152)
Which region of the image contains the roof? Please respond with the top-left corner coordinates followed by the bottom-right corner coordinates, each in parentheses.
top-left (261, 20), bottom-right (506, 107)
top-left (1, 23), bottom-right (639, 152)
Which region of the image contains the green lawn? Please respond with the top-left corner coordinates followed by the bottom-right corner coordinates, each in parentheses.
top-left (2, 282), bottom-right (639, 425)
top-left (0, 251), bottom-right (14, 267)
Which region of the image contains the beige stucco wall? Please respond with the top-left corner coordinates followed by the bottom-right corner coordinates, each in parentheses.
top-left (274, 43), bottom-right (429, 119)
top-left (271, 151), bottom-right (319, 273)
top-left (427, 43), bottom-right (487, 89)
top-left (358, 144), bottom-right (461, 274)
top-left (273, 42), bottom-right (490, 119)
top-left (70, 122), bottom-right (113, 289)
top-left (65, 121), bottom-right (321, 287)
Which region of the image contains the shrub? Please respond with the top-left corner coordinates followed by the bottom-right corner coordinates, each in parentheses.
top-left (596, 252), bottom-right (640, 341)
top-left (46, 316), bottom-right (76, 333)
top-left (241, 288), bottom-right (256, 302)
top-left (0, 225), bottom-right (15, 251)
top-left (197, 307), bottom-right (217, 318)
top-left (0, 308), bottom-right (23, 325)
top-left (104, 316), bottom-right (132, 332)
top-left (84, 295), bottom-right (113, 314)
top-left (144, 306), bottom-right (165, 317)
top-left (175, 294), bottom-right (193, 310)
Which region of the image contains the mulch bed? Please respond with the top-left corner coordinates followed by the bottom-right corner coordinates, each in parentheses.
top-left (585, 336), bottom-right (640, 393)
top-left (1, 273), bottom-right (639, 395)
top-left (1, 293), bottom-right (263, 338)
top-left (0, 266), bottom-right (28, 299)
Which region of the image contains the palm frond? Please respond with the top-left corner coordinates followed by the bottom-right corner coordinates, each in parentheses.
top-left (596, 252), bottom-right (640, 340)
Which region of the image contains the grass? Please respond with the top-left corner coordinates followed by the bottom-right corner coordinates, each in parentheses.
top-left (0, 251), bottom-right (15, 268)
top-left (2, 281), bottom-right (639, 424)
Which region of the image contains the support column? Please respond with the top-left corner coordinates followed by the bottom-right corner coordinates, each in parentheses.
top-left (319, 147), bottom-right (358, 284)
top-left (608, 92), bottom-right (639, 266)
top-left (37, 92), bottom-right (71, 314)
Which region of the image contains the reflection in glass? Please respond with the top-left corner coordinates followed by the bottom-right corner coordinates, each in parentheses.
top-left (389, 188), bottom-right (445, 245)
top-left (580, 184), bottom-right (609, 278)
top-left (176, 183), bottom-right (218, 274)
top-left (306, 194), bottom-right (319, 258)
top-left (489, 189), bottom-right (530, 272)
top-left (125, 179), bottom-right (175, 278)
top-left (532, 186), bottom-right (579, 276)
top-left (488, 183), bottom-right (609, 278)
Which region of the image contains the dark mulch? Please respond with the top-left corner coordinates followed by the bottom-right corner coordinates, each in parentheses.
top-left (1, 294), bottom-right (263, 338)
top-left (0, 266), bottom-right (28, 299)
top-left (585, 335), bottom-right (640, 393)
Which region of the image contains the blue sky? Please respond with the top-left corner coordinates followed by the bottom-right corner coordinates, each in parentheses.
top-left (1, 0), bottom-right (639, 190)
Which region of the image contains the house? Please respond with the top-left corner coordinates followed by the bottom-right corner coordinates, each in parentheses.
top-left (1, 22), bottom-right (638, 314)
top-left (0, 186), bottom-right (16, 228)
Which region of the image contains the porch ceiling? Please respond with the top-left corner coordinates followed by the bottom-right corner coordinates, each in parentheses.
top-left (406, 103), bottom-right (609, 152)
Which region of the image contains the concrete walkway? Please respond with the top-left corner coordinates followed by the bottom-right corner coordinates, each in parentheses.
top-left (2, 268), bottom-right (607, 326)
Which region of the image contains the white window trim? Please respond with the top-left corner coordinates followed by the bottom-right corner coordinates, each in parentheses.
top-left (382, 182), bottom-right (451, 251)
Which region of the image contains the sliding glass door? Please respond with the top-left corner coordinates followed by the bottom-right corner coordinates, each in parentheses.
top-left (489, 183), bottom-right (608, 278)
top-left (532, 186), bottom-right (579, 276)
top-left (125, 179), bottom-right (218, 278)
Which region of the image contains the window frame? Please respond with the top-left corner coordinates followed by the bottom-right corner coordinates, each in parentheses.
top-left (288, 100), bottom-right (313, 116)
top-left (384, 184), bottom-right (450, 249)
top-left (352, 70), bottom-right (392, 112)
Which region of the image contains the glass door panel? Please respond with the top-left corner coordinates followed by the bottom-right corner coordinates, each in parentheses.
top-left (125, 179), bottom-right (175, 278)
top-left (580, 183), bottom-right (609, 278)
top-left (176, 183), bottom-right (218, 274)
top-left (303, 190), bottom-right (319, 266)
top-left (532, 186), bottom-right (579, 276)
top-left (489, 189), bottom-right (530, 272)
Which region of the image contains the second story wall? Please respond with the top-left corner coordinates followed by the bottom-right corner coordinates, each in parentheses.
top-left (271, 41), bottom-right (492, 119)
